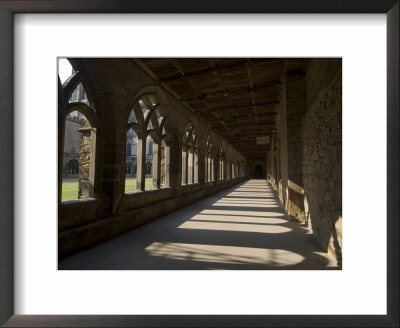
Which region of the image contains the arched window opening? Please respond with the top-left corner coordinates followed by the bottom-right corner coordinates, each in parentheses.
top-left (125, 128), bottom-right (138, 193)
top-left (62, 111), bottom-right (96, 201)
top-left (58, 59), bottom-right (90, 106)
top-left (139, 100), bottom-right (146, 113)
top-left (128, 110), bottom-right (137, 123)
top-left (125, 94), bottom-right (168, 193)
top-left (59, 58), bottom-right (98, 203)
top-left (58, 58), bottom-right (75, 84)
top-left (69, 83), bottom-right (88, 104)
top-left (147, 119), bottom-right (153, 130)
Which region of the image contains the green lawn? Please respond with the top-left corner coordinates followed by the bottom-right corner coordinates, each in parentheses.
top-left (125, 177), bottom-right (154, 193)
top-left (61, 177), bottom-right (79, 201)
top-left (61, 176), bottom-right (154, 201)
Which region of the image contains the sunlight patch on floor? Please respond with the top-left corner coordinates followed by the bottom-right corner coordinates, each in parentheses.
top-left (212, 202), bottom-right (281, 207)
top-left (190, 214), bottom-right (287, 225)
top-left (145, 242), bottom-right (304, 266)
top-left (200, 209), bottom-right (286, 217)
top-left (178, 221), bottom-right (292, 234)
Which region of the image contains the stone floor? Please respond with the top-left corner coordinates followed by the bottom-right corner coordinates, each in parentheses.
top-left (59, 180), bottom-right (338, 270)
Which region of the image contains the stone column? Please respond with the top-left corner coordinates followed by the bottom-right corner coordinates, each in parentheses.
top-left (286, 74), bottom-right (306, 222)
top-left (194, 151), bottom-right (199, 183)
top-left (136, 138), bottom-right (146, 191)
top-left (198, 151), bottom-right (205, 184)
top-left (58, 111), bottom-right (65, 203)
top-left (188, 148), bottom-right (194, 184)
top-left (152, 141), bottom-right (161, 189)
top-left (78, 124), bottom-right (94, 199)
top-left (181, 144), bottom-right (188, 185)
top-left (205, 155), bottom-right (209, 182)
top-left (208, 156), bottom-right (212, 181)
top-left (210, 158), bottom-right (214, 181)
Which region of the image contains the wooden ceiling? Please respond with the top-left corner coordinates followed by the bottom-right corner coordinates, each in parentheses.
top-left (134, 58), bottom-right (309, 160)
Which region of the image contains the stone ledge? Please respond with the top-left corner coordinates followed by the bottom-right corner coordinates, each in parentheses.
top-left (59, 178), bottom-right (246, 260)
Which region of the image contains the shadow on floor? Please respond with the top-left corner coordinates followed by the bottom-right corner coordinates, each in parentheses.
top-left (59, 180), bottom-right (338, 270)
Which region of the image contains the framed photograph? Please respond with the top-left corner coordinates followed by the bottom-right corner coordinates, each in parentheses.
top-left (0, 1), bottom-right (398, 327)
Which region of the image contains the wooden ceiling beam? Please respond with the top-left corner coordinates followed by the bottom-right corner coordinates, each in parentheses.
top-left (181, 81), bottom-right (282, 102)
top-left (170, 59), bottom-right (235, 139)
top-left (158, 59), bottom-right (284, 83)
top-left (207, 101), bottom-right (279, 113)
top-left (209, 59), bottom-right (227, 93)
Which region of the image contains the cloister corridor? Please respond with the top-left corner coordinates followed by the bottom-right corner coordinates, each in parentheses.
top-left (59, 180), bottom-right (337, 270)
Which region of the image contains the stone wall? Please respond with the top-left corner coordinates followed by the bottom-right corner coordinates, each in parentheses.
top-left (302, 59), bottom-right (342, 266)
top-left (286, 75), bottom-right (306, 222)
top-left (63, 117), bottom-right (82, 154)
top-left (265, 59), bottom-right (342, 266)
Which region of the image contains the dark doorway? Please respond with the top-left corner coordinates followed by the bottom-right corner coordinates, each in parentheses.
top-left (254, 165), bottom-right (263, 178)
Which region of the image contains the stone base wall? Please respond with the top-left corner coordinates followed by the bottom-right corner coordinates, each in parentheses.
top-left (59, 178), bottom-right (246, 259)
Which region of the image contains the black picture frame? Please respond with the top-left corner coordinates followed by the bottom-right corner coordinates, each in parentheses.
top-left (0, 1), bottom-right (398, 327)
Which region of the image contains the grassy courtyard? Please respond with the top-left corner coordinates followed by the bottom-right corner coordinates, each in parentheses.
top-left (61, 176), bottom-right (154, 201)
top-left (125, 176), bottom-right (154, 193)
top-left (61, 177), bottom-right (79, 202)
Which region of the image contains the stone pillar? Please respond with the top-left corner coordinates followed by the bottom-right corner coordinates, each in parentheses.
top-left (188, 148), bottom-right (194, 184)
top-left (208, 156), bottom-right (212, 181)
top-left (211, 158), bottom-right (215, 181)
top-left (136, 138), bottom-right (146, 191)
top-left (168, 141), bottom-right (180, 189)
top-left (277, 79), bottom-right (289, 210)
top-left (181, 144), bottom-right (188, 185)
top-left (194, 151), bottom-right (199, 183)
top-left (160, 143), bottom-right (165, 186)
top-left (205, 156), bottom-right (209, 181)
top-left (162, 143), bottom-right (171, 187)
top-left (152, 141), bottom-right (161, 189)
top-left (58, 111), bottom-right (65, 203)
top-left (286, 74), bottom-right (306, 222)
top-left (78, 124), bottom-right (94, 199)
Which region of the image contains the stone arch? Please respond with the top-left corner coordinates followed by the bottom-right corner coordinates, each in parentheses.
top-left (59, 61), bottom-right (101, 202)
top-left (127, 85), bottom-right (171, 121)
